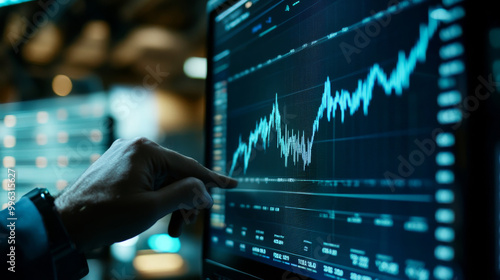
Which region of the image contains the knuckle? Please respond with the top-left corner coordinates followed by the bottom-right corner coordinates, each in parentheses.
top-left (131, 136), bottom-right (152, 147)
top-left (126, 137), bottom-right (155, 154)
top-left (186, 156), bottom-right (199, 165)
top-left (184, 177), bottom-right (204, 189)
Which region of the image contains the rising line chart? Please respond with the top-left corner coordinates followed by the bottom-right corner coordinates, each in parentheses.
top-left (229, 9), bottom-right (440, 176)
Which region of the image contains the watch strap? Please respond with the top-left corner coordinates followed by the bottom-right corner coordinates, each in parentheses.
top-left (24, 188), bottom-right (88, 279)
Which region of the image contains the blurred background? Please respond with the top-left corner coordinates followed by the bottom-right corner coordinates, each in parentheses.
top-left (0, 0), bottom-right (216, 279)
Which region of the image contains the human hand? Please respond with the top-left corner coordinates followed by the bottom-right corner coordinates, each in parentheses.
top-left (54, 137), bottom-right (237, 251)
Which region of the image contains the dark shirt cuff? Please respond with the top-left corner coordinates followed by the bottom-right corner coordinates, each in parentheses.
top-left (0, 197), bottom-right (55, 279)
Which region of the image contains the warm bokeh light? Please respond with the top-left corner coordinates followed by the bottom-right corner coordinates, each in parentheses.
top-left (183, 57), bottom-right (207, 79)
top-left (133, 252), bottom-right (186, 278)
top-left (90, 153), bottom-right (101, 164)
top-left (36, 133), bottom-right (48, 145)
top-left (37, 111), bottom-right (49, 124)
top-left (52, 75), bottom-right (73, 96)
top-left (65, 20), bottom-right (110, 67)
top-left (2, 179), bottom-right (9, 191)
top-left (111, 27), bottom-right (186, 68)
top-left (57, 155), bottom-right (69, 167)
top-left (90, 129), bottom-right (103, 142)
top-left (3, 135), bottom-right (15, 148)
top-left (21, 23), bottom-right (63, 65)
top-left (57, 131), bottom-right (69, 143)
top-left (56, 180), bottom-right (68, 191)
top-left (4, 115), bottom-right (16, 127)
top-left (156, 91), bottom-right (205, 132)
top-left (36, 157), bottom-right (48, 168)
top-left (3, 156), bottom-right (15, 168)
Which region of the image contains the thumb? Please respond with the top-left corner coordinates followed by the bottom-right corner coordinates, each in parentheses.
top-left (168, 209), bottom-right (199, 237)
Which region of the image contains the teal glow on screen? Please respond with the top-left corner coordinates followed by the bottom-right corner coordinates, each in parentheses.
top-left (0, 0), bottom-right (35, 8)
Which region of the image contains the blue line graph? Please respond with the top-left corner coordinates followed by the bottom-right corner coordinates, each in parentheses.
top-left (229, 10), bottom-right (439, 176)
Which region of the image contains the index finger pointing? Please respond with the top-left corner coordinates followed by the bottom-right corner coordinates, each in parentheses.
top-left (159, 147), bottom-right (238, 189)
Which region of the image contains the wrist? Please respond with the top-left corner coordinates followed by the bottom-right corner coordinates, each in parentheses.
top-left (54, 195), bottom-right (89, 252)
top-left (25, 188), bottom-right (88, 279)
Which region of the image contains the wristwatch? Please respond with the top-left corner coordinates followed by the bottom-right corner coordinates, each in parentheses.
top-left (24, 188), bottom-right (88, 280)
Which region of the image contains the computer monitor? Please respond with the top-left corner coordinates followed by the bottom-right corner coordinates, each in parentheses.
top-left (204, 0), bottom-right (500, 279)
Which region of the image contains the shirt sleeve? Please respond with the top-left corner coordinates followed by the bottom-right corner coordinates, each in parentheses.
top-left (0, 197), bottom-right (56, 279)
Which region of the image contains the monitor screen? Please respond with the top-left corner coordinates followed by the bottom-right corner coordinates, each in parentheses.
top-left (204, 0), bottom-right (468, 279)
top-left (0, 0), bottom-right (34, 8)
